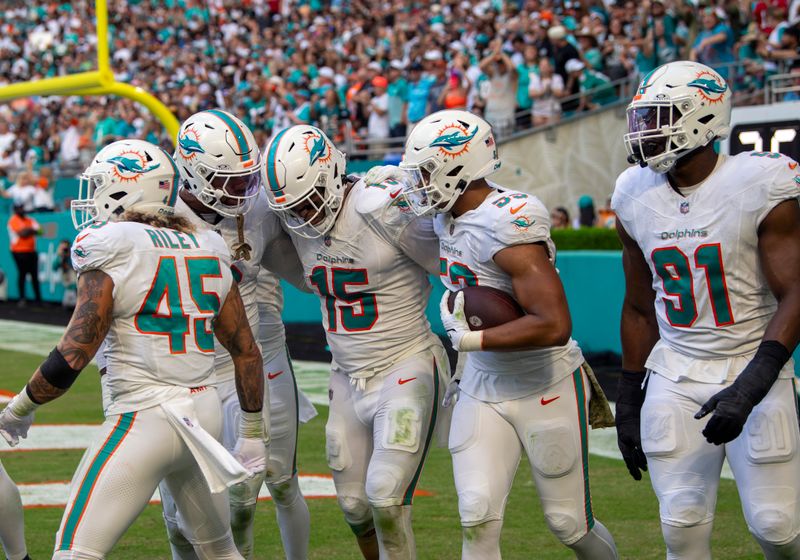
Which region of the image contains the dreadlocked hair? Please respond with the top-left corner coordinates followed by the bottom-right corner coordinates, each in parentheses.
top-left (121, 209), bottom-right (196, 235)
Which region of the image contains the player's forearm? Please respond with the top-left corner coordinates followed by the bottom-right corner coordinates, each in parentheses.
top-left (233, 350), bottom-right (265, 413)
top-left (481, 312), bottom-right (571, 350)
top-left (762, 288), bottom-right (800, 355)
top-left (620, 300), bottom-right (659, 371)
top-left (25, 369), bottom-right (68, 405)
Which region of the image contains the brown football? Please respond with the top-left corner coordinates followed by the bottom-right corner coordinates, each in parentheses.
top-left (447, 286), bottom-right (525, 331)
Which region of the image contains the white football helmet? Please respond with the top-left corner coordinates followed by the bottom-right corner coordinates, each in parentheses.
top-left (400, 109), bottom-right (500, 215)
top-left (175, 109), bottom-right (261, 216)
top-left (71, 139), bottom-right (179, 230)
top-left (262, 125), bottom-right (347, 238)
top-left (624, 61), bottom-right (732, 174)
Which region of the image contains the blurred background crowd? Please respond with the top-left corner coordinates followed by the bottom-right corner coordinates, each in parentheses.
top-left (0, 0), bottom-right (799, 212)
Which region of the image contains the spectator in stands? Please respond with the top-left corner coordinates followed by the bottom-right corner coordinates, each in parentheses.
top-left (387, 60), bottom-right (409, 138)
top-left (515, 43), bottom-right (539, 127)
top-left (2, 171), bottom-right (37, 213)
top-left (549, 25), bottom-right (581, 84)
top-left (597, 197), bottom-right (617, 229)
top-left (7, 204), bottom-right (41, 307)
top-left (405, 62), bottom-right (433, 127)
top-left (56, 238), bottom-right (77, 308)
top-left (529, 57), bottom-right (565, 126)
top-left (479, 39), bottom-right (518, 137)
top-left (691, 8), bottom-right (736, 80)
top-left (367, 76), bottom-right (390, 142)
top-left (438, 67), bottom-right (469, 111)
top-left (576, 195), bottom-right (597, 228)
top-left (550, 206), bottom-right (571, 229)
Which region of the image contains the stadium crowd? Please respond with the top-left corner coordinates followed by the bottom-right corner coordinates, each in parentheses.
top-left (0, 0), bottom-right (799, 184)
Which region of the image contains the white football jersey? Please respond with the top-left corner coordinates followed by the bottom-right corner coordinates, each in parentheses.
top-left (288, 178), bottom-right (440, 376)
top-left (71, 220), bottom-right (233, 415)
top-left (174, 190), bottom-right (285, 384)
top-left (435, 184), bottom-right (584, 402)
top-left (612, 151), bottom-right (799, 382)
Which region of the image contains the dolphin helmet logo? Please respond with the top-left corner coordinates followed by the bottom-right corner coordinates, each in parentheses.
top-left (105, 152), bottom-right (161, 182)
top-left (177, 127), bottom-right (205, 160)
top-left (430, 124), bottom-right (478, 157)
top-left (688, 71), bottom-right (728, 104)
top-left (303, 130), bottom-right (332, 166)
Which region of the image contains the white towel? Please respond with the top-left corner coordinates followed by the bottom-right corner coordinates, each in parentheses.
top-left (161, 398), bottom-right (251, 494)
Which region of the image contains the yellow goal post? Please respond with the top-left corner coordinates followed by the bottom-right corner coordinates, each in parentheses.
top-left (0, 0), bottom-right (179, 145)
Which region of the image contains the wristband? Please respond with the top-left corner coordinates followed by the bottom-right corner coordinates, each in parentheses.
top-left (238, 410), bottom-right (264, 439)
top-left (460, 331), bottom-right (484, 352)
top-left (11, 386), bottom-right (40, 416)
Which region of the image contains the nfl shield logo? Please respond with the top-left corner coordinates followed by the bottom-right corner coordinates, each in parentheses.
top-left (680, 201), bottom-right (690, 214)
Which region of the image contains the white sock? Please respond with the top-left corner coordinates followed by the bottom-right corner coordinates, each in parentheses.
top-left (568, 521), bottom-right (619, 560)
top-left (229, 470), bottom-right (265, 559)
top-left (267, 475), bottom-right (310, 560)
top-left (372, 505), bottom-right (415, 560)
top-left (461, 519), bottom-right (502, 560)
top-left (0, 463), bottom-right (28, 560)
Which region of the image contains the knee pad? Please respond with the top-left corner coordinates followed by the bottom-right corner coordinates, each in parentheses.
top-left (267, 476), bottom-right (300, 508)
top-left (365, 463), bottom-right (405, 507)
top-left (539, 498), bottom-right (581, 544)
top-left (229, 470), bottom-right (265, 508)
top-left (746, 486), bottom-right (800, 544)
top-left (338, 493), bottom-right (372, 530)
top-left (326, 417), bottom-right (351, 472)
top-left (526, 421), bottom-right (577, 479)
top-left (383, 400), bottom-right (424, 454)
top-left (641, 400), bottom-right (681, 458)
top-left (456, 470), bottom-right (495, 526)
top-left (661, 487), bottom-right (713, 527)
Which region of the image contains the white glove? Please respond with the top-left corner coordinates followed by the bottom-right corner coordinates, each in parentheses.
top-left (233, 436), bottom-right (268, 475)
top-left (440, 291), bottom-right (483, 352)
top-left (0, 388), bottom-right (38, 447)
top-left (233, 410), bottom-right (268, 474)
top-left (442, 377), bottom-right (461, 408)
top-left (363, 165), bottom-right (409, 187)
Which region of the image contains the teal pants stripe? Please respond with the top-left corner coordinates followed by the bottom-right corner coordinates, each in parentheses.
top-left (571, 367), bottom-right (595, 531)
top-left (402, 357), bottom-right (439, 505)
top-left (59, 412), bottom-right (136, 551)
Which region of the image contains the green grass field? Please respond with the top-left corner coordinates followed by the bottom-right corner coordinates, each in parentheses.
top-left (0, 347), bottom-right (765, 559)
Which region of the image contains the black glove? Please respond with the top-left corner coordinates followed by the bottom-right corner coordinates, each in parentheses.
top-left (615, 370), bottom-right (648, 481)
top-left (695, 340), bottom-right (791, 445)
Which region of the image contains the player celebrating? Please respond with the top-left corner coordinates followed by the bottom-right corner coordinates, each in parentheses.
top-left (0, 462), bottom-right (29, 560)
top-left (613, 61), bottom-right (800, 559)
top-left (399, 109), bottom-right (618, 560)
top-left (166, 109), bottom-right (310, 560)
top-left (0, 139), bottom-right (267, 559)
top-left (263, 125), bottom-right (449, 560)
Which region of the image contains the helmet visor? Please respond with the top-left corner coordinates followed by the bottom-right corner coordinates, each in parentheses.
top-left (204, 168), bottom-right (261, 216)
top-left (625, 103), bottom-right (682, 162)
top-left (274, 172), bottom-right (339, 238)
top-left (398, 162), bottom-right (446, 216)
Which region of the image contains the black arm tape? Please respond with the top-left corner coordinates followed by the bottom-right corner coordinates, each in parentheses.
top-left (754, 340), bottom-right (792, 370)
top-left (40, 347), bottom-right (82, 390)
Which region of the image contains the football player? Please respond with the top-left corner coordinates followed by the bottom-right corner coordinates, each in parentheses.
top-left (164, 109), bottom-right (311, 560)
top-left (263, 125), bottom-right (449, 559)
top-left (0, 461), bottom-right (29, 560)
top-left (399, 109), bottom-right (618, 560)
top-left (613, 60), bottom-right (800, 559)
top-left (0, 139), bottom-right (267, 559)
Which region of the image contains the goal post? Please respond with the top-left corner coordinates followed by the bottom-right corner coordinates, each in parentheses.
top-left (0, 0), bottom-right (179, 145)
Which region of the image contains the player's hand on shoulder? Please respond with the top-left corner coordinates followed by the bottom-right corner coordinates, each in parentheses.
top-left (363, 165), bottom-right (409, 188)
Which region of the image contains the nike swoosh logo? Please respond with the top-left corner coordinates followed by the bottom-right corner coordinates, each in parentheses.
top-left (389, 189), bottom-right (403, 199)
top-left (398, 377), bottom-right (417, 385)
top-left (790, 162), bottom-right (798, 170)
top-left (510, 203), bottom-right (527, 214)
top-left (540, 396), bottom-right (560, 405)
top-left (75, 233), bottom-right (91, 243)
top-left (267, 371), bottom-right (284, 380)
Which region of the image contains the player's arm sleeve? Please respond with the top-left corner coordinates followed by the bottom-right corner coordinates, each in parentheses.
top-left (70, 226), bottom-right (128, 290)
top-left (396, 216), bottom-right (441, 275)
top-left (260, 231), bottom-right (309, 292)
top-left (477, 200), bottom-right (553, 263)
top-left (757, 156), bottom-right (800, 226)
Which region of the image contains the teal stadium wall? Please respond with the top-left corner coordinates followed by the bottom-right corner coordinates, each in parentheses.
top-left (3, 209), bottom-right (798, 375)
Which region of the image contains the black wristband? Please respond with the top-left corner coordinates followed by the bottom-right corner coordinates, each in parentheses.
top-left (40, 347), bottom-right (82, 390)
top-left (754, 340), bottom-right (792, 370)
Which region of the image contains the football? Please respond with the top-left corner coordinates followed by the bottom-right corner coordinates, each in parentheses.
top-left (447, 286), bottom-right (525, 331)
